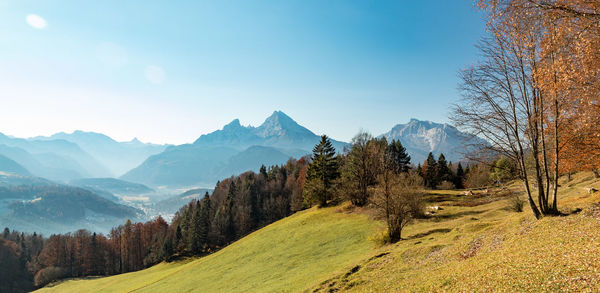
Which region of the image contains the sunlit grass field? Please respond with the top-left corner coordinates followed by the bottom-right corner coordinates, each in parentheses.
top-left (40, 172), bottom-right (600, 292)
top-left (37, 205), bottom-right (380, 293)
top-left (314, 172), bottom-right (600, 292)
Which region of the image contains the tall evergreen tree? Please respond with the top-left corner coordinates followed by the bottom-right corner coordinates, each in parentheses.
top-left (198, 192), bottom-right (211, 247)
top-left (436, 153), bottom-right (451, 184)
top-left (455, 162), bottom-right (465, 189)
top-left (259, 165), bottom-right (267, 179)
top-left (189, 200), bottom-right (203, 254)
top-left (423, 152), bottom-right (438, 188)
top-left (303, 135), bottom-right (339, 207)
top-left (386, 139), bottom-right (411, 173)
top-left (224, 181), bottom-right (237, 242)
top-left (174, 225), bottom-right (182, 250)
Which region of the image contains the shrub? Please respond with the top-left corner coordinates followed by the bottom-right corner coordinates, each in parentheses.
top-left (509, 193), bottom-right (525, 212)
top-left (34, 266), bottom-right (68, 287)
top-left (368, 229), bottom-right (391, 246)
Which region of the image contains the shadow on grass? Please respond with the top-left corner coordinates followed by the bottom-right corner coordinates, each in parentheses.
top-left (432, 210), bottom-right (487, 221)
top-left (406, 228), bottom-right (452, 240)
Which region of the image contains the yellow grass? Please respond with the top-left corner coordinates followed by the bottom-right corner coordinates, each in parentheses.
top-left (39, 172), bottom-right (600, 292)
top-left (37, 205), bottom-right (380, 293)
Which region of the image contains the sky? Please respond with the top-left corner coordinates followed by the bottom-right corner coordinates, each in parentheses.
top-left (0, 0), bottom-right (486, 145)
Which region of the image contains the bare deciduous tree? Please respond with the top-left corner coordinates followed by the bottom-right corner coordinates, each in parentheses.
top-left (372, 171), bottom-right (424, 243)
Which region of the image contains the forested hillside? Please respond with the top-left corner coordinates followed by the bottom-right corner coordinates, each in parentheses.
top-left (0, 158), bottom-right (308, 291)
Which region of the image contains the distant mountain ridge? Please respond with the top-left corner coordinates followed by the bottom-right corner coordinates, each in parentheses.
top-left (122, 111), bottom-right (348, 187)
top-left (0, 133), bottom-right (110, 181)
top-left (194, 111), bottom-right (347, 151)
top-left (380, 118), bottom-right (486, 164)
top-left (0, 154), bottom-right (30, 176)
top-left (0, 115), bottom-right (483, 189)
top-left (37, 131), bottom-right (168, 176)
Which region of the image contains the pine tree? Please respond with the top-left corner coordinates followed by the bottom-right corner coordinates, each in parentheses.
top-left (386, 139), bottom-right (411, 173)
top-left (190, 200), bottom-right (203, 254)
top-left (455, 162), bottom-right (465, 189)
top-left (259, 165), bottom-right (267, 179)
top-left (303, 135), bottom-right (339, 207)
top-left (174, 225), bottom-right (182, 251)
top-left (161, 236), bottom-right (173, 261)
top-left (423, 152), bottom-right (438, 189)
top-left (436, 153), bottom-right (451, 184)
top-left (198, 192), bottom-right (211, 248)
top-left (224, 181), bottom-right (237, 242)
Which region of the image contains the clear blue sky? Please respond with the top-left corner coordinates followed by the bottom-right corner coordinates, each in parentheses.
top-left (0, 0), bottom-right (486, 144)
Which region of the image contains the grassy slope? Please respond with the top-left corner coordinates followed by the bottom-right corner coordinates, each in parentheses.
top-left (37, 206), bottom-right (380, 293)
top-left (39, 172), bottom-right (600, 292)
top-left (314, 172), bottom-right (600, 292)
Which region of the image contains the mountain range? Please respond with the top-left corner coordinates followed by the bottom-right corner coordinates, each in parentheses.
top-left (0, 112), bottom-right (483, 189)
top-left (380, 118), bottom-right (486, 164)
top-left (121, 111), bottom-right (481, 188)
top-left (121, 111), bottom-right (348, 187)
top-left (36, 131), bottom-right (168, 176)
top-left (0, 131), bottom-right (167, 182)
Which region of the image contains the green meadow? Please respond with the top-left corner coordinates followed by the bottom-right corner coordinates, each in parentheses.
top-left (40, 172), bottom-right (600, 292)
top-left (37, 205), bottom-right (380, 292)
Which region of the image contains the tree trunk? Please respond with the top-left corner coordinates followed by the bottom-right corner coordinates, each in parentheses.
top-left (552, 95), bottom-right (559, 213)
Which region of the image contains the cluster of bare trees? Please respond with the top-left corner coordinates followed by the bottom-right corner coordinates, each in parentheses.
top-left (453, 0), bottom-right (600, 218)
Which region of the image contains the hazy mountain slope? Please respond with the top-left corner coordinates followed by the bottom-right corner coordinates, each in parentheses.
top-left (122, 111), bottom-right (348, 187)
top-left (69, 177), bottom-right (153, 195)
top-left (153, 188), bottom-right (212, 218)
top-left (42, 131), bottom-right (167, 176)
top-left (37, 205), bottom-right (378, 292)
top-left (0, 154), bottom-right (30, 176)
top-left (214, 146), bottom-right (293, 179)
top-left (0, 185), bottom-right (142, 235)
top-left (121, 145), bottom-right (240, 187)
top-left (380, 118), bottom-right (486, 164)
top-left (0, 144), bottom-right (90, 181)
top-left (0, 173), bottom-right (53, 187)
top-left (0, 133), bottom-right (110, 180)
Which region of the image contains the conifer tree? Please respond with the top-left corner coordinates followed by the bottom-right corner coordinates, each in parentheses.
top-left (423, 152), bottom-right (438, 188)
top-left (455, 162), bottom-right (465, 189)
top-left (386, 139), bottom-right (411, 173)
top-left (224, 181), bottom-right (237, 242)
top-left (303, 135), bottom-right (339, 207)
top-left (436, 153), bottom-right (451, 184)
top-left (190, 200), bottom-right (203, 254)
top-left (174, 225), bottom-right (182, 251)
top-left (198, 192), bottom-right (211, 247)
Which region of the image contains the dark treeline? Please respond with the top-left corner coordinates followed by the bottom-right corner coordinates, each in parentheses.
top-left (0, 158), bottom-right (309, 292)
